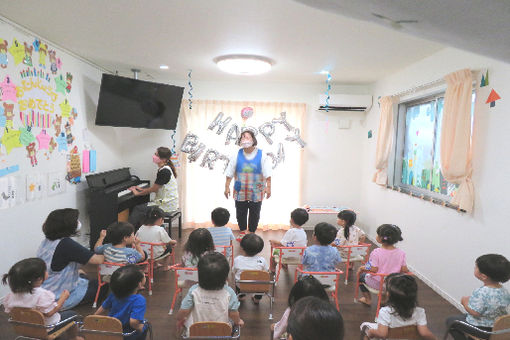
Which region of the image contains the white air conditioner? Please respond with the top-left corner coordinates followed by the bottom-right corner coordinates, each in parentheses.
top-left (318, 94), bottom-right (373, 112)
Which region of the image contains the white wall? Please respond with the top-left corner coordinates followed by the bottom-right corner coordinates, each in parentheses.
top-left (0, 20), bottom-right (125, 297)
top-left (359, 47), bottom-right (510, 309)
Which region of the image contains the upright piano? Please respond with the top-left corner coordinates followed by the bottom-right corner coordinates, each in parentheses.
top-left (86, 168), bottom-right (150, 249)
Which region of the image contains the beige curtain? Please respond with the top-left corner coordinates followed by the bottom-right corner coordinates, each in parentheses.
top-left (440, 69), bottom-right (474, 212)
top-left (373, 96), bottom-right (396, 185)
top-left (178, 99), bottom-right (306, 230)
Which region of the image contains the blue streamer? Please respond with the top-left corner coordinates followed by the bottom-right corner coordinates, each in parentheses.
top-left (188, 69), bottom-right (193, 110)
top-left (325, 72), bottom-right (331, 112)
top-left (170, 130), bottom-right (176, 154)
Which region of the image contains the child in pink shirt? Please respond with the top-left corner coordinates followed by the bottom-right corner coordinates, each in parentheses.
top-left (357, 224), bottom-right (408, 306)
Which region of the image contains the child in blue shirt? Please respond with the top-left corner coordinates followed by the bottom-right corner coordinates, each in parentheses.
top-left (95, 222), bottom-right (146, 264)
top-left (207, 207), bottom-right (235, 257)
top-left (95, 265), bottom-right (148, 340)
top-left (302, 222), bottom-right (341, 272)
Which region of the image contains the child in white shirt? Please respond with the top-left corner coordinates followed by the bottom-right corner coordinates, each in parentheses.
top-left (233, 233), bottom-right (269, 304)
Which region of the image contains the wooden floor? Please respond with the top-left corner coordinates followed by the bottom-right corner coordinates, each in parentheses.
top-left (0, 228), bottom-right (459, 339)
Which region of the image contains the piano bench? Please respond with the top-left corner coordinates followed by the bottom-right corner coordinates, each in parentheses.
top-left (163, 210), bottom-right (182, 239)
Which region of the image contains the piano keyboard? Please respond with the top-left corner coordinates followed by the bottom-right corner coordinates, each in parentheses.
top-left (118, 182), bottom-right (149, 197)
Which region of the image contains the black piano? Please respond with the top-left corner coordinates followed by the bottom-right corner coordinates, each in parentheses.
top-left (86, 168), bottom-right (150, 249)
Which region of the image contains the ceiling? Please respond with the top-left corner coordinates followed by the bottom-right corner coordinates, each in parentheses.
top-left (1, 1), bottom-right (505, 85)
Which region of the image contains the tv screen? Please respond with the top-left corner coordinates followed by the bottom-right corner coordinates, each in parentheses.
top-left (95, 74), bottom-right (184, 130)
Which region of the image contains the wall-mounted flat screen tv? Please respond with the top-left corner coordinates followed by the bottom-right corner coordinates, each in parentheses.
top-left (95, 74), bottom-right (183, 130)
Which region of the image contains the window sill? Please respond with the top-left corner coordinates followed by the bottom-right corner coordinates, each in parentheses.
top-left (385, 185), bottom-right (466, 213)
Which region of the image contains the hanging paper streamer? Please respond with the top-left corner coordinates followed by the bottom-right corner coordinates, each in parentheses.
top-left (486, 89), bottom-right (501, 108)
top-left (187, 69), bottom-right (193, 110)
top-left (89, 150), bottom-right (97, 172)
top-left (324, 72), bottom-right (331, 112)
top-left (170, 130), bottom-right (176, 154)
top-left (82, 149), bottom-right (90, 173)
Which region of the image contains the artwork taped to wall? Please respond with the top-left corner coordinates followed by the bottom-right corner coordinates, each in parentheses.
top-left (47, 171), bottom-right (66, 196)
top-left (26, 173), bottom-right (44, 201)
top-left (0, 175), bottom-right (17, 209)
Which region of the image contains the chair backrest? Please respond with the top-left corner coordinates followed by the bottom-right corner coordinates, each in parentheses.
top-left (280, 247), bottom-right (305, 261)
top-left (310, 272), bottom-right (339, 287)
top-left (99, 262), bottom-right (125, 276)
top-left (189, 322), bottom-right (232, 337)
top-left (239, 270), bottom-right (272, 293)
top-left (491, 314), bottom-right (510, 340)
top-left (386, 325), bottom-right (421, 339)
top-left (82, 315), bottom-right (124, 340)
top-left (339, 244), bottom-right (370, 259)
top-left (139, 242), bottom-right (153, 258)
top-left (176, 266), bottom-right (199, 282)
top-left (9, 307), bottom-right (49, 339)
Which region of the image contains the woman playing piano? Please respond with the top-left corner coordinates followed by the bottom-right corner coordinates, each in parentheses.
top-left (128, 147), bottom-right (179, 231)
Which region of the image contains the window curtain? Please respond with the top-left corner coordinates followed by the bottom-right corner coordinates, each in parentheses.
top-left (373, 96), bottom-right (396, 185)
top-left (440, 69), bottom-right (474, 212)
top-left (178, 100), bottom-right (306, 230)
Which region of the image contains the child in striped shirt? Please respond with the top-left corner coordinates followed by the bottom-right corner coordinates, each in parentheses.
top-left (207, 207), bottom-right (235, 257)
top-left (94, 222), bottom-right (147, 264)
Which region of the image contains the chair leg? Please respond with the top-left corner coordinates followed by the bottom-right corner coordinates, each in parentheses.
top-left (178, 214), bottom-right (182, 238)
top-left (169, 288), bottom-right (180, 315)
top-left (275, 263), bottom-right (282, 285)
top-left (354, 271), bottom-right (361, 302)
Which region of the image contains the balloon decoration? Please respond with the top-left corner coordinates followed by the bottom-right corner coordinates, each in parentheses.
top-left (258, 122), bottom-right (275, 145)
top-left (180, 132), bottom-right (205, 162)
top-left (241, 126), bottom-right (258, 136)
top-left (187, 69), bottom-right (193, 110)
top-left (285, 127), bottom-right (306, 148)
top-left (266, 142), bottom-right (285, 169)
top-left (241, 107), bottom-right (253, 123)
top-left (272, 111), bottom-right (293, 131)
top-left (200, 149), bottom-right (230, 171)
top-left (225, 123), bottom-right (240, 145)
top-left (208, 112), bottom-right (232, 135)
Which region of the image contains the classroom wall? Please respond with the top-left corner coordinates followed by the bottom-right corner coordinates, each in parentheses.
top-left (359, 47), bottom-right (510, 309)
top-left (0, 20), bottom-right (125, 298)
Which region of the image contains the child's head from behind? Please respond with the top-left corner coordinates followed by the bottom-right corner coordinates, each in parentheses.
top-left (110, 265), bottom-right (145, 299)
top-left (2, 258), bottom-right (46, 294)
top-left (107, 221), bottom-right (135, 246)
top-left (287, 296), bottom-right (344, 340)
top-left (376, 224), bottom-right (403, 245)
top-left (288, 275), bottom-right (329, 307)
top-left (337, 210), bottom-right (356, 228)
top-left (211, 207), bottom-right (230, 227)
top-left (385, 273), bottom-right (417, 320)
top-left (42, 208), bottom-right (80, 240)
top-left (185, 228), bottom-right (215, 258)
top-left (291, 208), bottom-right (309, 227)
top-left (197, 252), bottom-right (229, 290)
top-left (475, 254), bottom-right (510, 283)
top-left (144, 207), bottom-right (165, 226)
top-left (313, 222), bottom-right (337, 245)
top-left (240, 233), bottom-right (264, 256)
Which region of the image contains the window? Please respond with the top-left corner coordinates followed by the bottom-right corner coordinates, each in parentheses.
top-left (391, 92), bottom-right (475, 201)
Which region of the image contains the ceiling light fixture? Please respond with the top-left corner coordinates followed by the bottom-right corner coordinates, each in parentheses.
top-left (159, 65), bottom-right (169, 70)
top-left (214, 54), bottom-right (273, 75)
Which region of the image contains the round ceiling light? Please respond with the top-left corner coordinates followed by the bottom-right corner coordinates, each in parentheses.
top-left (214, 55), bottom-right (273, 75)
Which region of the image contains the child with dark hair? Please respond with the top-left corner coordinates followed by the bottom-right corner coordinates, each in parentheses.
top-left (272, 275), bottom-right (329, 339)
top-left (446, 254), bottom-right (510, 340)
top-left (177, 253), bottom-right (242, 335)
top-left (333, 210), bottom-right (365, 247)
top-left (181, 228), bottom-right (215, 267)
top-left (357, 224), bottom-right (408, 306)
top-left (286, 296), bottom-right (344, 340)
top-left (95, 265), bottom-right (148, 340)
top-left (95, 222), bottom-right (146, 264)
top-left (207, 207), bottom-right (235, 257)
top-left (233, 233), bottom-right (269, 303)
top-left (136, 207), bottom-right (177, 270)
top-left (302, 222), bottom-right (342, 272)
top-left (361, 274), bottom-right (436, 339)
top-left (3, 258), bottom-right (82, 340)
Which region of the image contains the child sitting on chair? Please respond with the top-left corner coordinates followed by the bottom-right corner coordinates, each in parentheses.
top-left (95, 265), bottom-right (148, 340)
top-left (446, 254), bottom-right (510, 340)
top-left (361, 274), bottom-right (437, 340)
top-left (233, 233), bottom-right (269, 304)
top-left (136, 207), bottom-right (177, 270)
top-left (333, 210), bottom-right (365, 247)
top-left (181, 228), bottom-right (216, 267)
top-left (177, 252), bottom-right (243, 336)
top-left (95, 222), bottom-right (147, 264)
top-left (287, 296), bottom-right (344, 340)
top-left (3, 258), bottom-right (82, 340)
top-left (302, 222), bottom-right (342, 272)
top-left (207, 207), bottom-right (235, 257)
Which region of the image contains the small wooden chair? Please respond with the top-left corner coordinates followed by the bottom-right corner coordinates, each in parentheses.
top-left (8, 307), bottom-right (79, 340)
top-left (236, 270), bottom-right (275, 320)
top-left (361, 324), bottom-right (422, 340)
top-left (295, 267), bottom-right (343, 310)
top-left (169, 264), bottom-right (199, 315)
top-left (336, 243), bottom-right (371, 284)
top-left (182, 321), bottom-right (241, 339)
top-left (140, 241), bottom-right (175, 283)
top-left (80, 315), bottom-right (145, 340)
top-left (444, 314), bottom-right (510, 340)
top-left (269, 245), bottom-right (306, 284)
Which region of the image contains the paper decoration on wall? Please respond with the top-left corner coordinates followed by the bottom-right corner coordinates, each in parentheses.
top-left (32, 39), bottom-right (40, 52)
top-left (38, 43), bottom-right (48, 68)
top-left (23, 42), bottom-right (33, 66)
top-left (2, 102), bottom-right (15, 128)
top-left (56, 132), bottom-right (68, 152)
top-left (170, 152), bottom-right (180, 168)
top-left (0, 39), bottom-right (8, 68)
top-left (8, 39), bottom-right (25, 65)
top-left (82, 149), bottom-right (90, 173)
top-left (0, 176), bottom-right (17, 209)
top-left (66, 147), bottom-right (81, 183)
top-left (53, 115), bottom-right (62, 136)
top-left (56, 57), bottom-right (62, 70)
top-left (59, 99), bottom-right (72, 117)
top-left (48, 137), bottom-right (57, 154)
top-left (66, 72), bottom-right (73, 93)
top-left (1, 128), bottom-right (23, 154)
top-left (0, 165), bottom-right (19, 177)
top-left (25, 142), bottom-right (38, 167)
top-left (69, 108), bottom-right (78, 125)
top-left (20, 111), bottom-right (52, 128)
top-left (48, 50), bottom-right (57, 74)
top-left (54, 74), bottom-right (67, 94)
top-left (486, 89), bottom-right (501, 108)
top-left (368, 130), bottom-right (373, 139)
top-left (65, 122), bottom-right (74, 145)
top-left (89, 150), bottom-right (97, 172)
top-left (48, 172), bottom-right (66, 196)
top-left (1, 76), bottom-right (18, 102)
top-left (36, 129), bottom-right (52, 150)
top-left (26, 173), bottom-right (44, 201)
top-left (0, 105), bottom-right (6, 127)
top-left (19, 126), bottom-right (36, 146)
